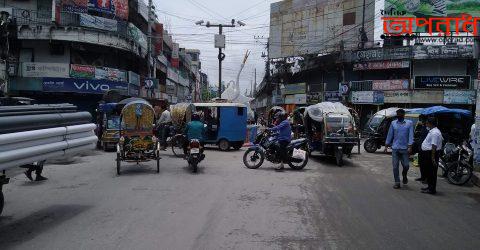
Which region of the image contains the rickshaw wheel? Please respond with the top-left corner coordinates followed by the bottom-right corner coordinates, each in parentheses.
top-left (116, 153), bottom-right (121, 175)
top-left (172, 134), bottom-right (185, 158)
top-left (156, 153), bottom-right (160, 174)
top-left (363, 139), bottom-right (378, 153)
top-left (219, 139), bottom-right (230, 151)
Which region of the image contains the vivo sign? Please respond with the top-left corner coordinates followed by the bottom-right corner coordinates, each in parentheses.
top-left (43, 77), bottom-right (128, 94)
top-left (414, 76), bottom-right (470, 89)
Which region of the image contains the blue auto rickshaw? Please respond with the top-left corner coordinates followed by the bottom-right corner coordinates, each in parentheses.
top-left (193, 103), bottom-right (247, 151)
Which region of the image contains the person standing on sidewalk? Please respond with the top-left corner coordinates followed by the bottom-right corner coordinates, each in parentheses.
top-left (415, 114), bottom-right (429, 183)
top-left (385, 109), bottom-right (414, 189)
top-left (420, 117), bottom-right (443, 195)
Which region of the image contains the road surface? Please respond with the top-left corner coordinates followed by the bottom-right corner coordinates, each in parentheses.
top-left (1, 148), bottom-right (480, 249)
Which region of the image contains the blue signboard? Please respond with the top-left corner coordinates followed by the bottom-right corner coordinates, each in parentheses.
top-left (128, 84), bottom-right (139, 97)
top-left (43, 77), bottom-right (128, 94)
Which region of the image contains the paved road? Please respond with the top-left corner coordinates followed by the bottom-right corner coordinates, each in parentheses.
top-left (1, 147), bottom-right (480, 249)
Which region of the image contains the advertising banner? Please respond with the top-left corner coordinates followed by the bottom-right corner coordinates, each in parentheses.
top-left (384, 90), bottom-right (411, 103)
top-left (294, 94), bottom-right (307, 104)
top-left (79, 13), bottom-right (117, 31)
top-left (414, 76), bottom-right (470, 89)
top-left (70, 64), bottom-right (95, 78)
top-left (88, 0), bottom-right (112, 14)
top-left (413, 45), bottom-right (474, 59)
top-left (95, 67), bottom-right (127, 82)
top-left (128, 71), bottom-right (140, 86)
top-left (324, 91), bottom-right (342, 102)
top-left (22, 62), bottom-right (69, 78)
top-left (283, 82), bottom-right (306, 95)
top-left (307, 92), bottom-right (322, 104)
top-left (372, 79), bottom-right (409, 91)
top-left (43, 77), bottom-right (128, 94)
top-left (411, 91), bottom-right (444, 104)
top-left (62, 0), bottom-right (88, 13)
top-left (351, 91), bottom-right (384, 104)
top-left (444, 90), bottom-right (476, 104)
top-left (353, 60), bottom-right (410, 71)
top-left (128, 23), bottom-right (148, 50)
top-left (348, 47), bottom-right (411, 62)
top-left (112, 0), bottom-right (128, 20)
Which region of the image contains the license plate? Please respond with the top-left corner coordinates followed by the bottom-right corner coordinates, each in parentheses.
top-left (191, 148), bottom-right (200, 154)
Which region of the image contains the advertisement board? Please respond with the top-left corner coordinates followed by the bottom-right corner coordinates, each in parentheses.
top-left (411, 91), bottom-right (444, 104)
top-left (79, 13), bottom-right (117, 31)
top-left (307, 92), bottom-right (322, 104)
top-left (95, 67), bottom-right (127, 82)
top-left (283, 82), bottom-right (306, 95)
top-left (413, 45), bottom-right (474, 60)
top-left (70, 64), bottom-right (95, 78)
top-left (128, 23), bottom-right (148, 50)
top-left (372, 79), bottom-right (409, 91)
top-left (444, 90), bottom-right (476, 104)
top-left (351, 91), bottom-right (384, 104)
top-left (22, 62), bottom-right (69, 78)
top-left (353, 60), bottom-right (410, 71)
top-left (284, 95), bottom-right (295, 104)
top-left (166, 79), bottom-right (176, 94)
top-left (128, 71), bottom-right (140, 86)
top-left (347, 47), bottom-right (411, 62)
top-left (324, 91), bottom-right (342, 102)
top-left (414, 76), bottom-right (470, 89)
top-left (88, 0), bottom-right (112, 14)
top-left (384, 90), bottom-right (411, 103)
top-left (294, 94), bottom-right (307, 104)
top-left (62, 0), bottom-right (88, 13)
top-left (112, 0), bottom-right (128, 20)
top-left (43, 77), bottom-right (128, 94)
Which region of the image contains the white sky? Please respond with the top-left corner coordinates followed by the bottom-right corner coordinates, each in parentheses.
top-left (154, 0), bottom-right (276, 94)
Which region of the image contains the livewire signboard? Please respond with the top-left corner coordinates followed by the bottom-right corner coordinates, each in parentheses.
top-left (43, 77), bottom-right (128, 94)
top-left (414, 76), bottom-right (470, 89)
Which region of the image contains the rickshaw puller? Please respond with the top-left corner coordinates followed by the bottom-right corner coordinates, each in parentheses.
top-left (268, 112), bottom-right (292, 171)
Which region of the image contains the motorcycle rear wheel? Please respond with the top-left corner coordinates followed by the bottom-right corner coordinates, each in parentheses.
top-left (243, 148), bottom-right (264, 169)
top-left (447, 162), bottom-right (472, 186)
top-left (288, 153), bottom-right (309, 170)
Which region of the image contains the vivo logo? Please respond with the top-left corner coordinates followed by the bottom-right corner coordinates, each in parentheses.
top-left (74, 82), bottom-right (110, 91)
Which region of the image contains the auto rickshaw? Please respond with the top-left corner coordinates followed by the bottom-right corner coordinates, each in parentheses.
top-left (116, 98), bottom-right (160, 175)
top-left (363, 108), bottom-right (422, 153)
top-left (304, 102), bottom-right (359, 166)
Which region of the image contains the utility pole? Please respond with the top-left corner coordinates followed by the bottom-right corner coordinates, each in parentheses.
top-left (196, 19), bottom-right (245, 98)
top-left (359, 0), bottom-right (368, 49)
top-left (147, 0), bottom-right (153, 78)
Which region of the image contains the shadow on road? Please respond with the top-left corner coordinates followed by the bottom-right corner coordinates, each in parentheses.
top-left (0, 204), bottom-right (91, 248)
top-left (117, 164), bottom-right (159, 176)
top-left (309, 154), bottom-right (358, 168)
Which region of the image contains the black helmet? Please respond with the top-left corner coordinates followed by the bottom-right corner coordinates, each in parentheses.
top-left (274, 111), bottom-right (287, 121)
top-left (192, 112), bottom-right (200, 121)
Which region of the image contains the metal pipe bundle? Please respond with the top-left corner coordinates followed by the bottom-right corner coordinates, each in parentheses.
top-left (0, 124), bottom-right (97, 171)
top-left (0, 112), bottom-right (92, 134)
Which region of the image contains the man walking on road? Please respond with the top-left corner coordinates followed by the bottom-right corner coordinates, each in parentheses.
top-left (420, 117), bottom-right (443, 195)
top-left (386, 109), bottom-right (414, 189)
top-left (415, 114), bottom-right (429, 183)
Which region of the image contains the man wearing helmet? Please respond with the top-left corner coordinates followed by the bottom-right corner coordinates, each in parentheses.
top-left (268, 111), bottom-right (292, 171)
top-left (183, 113), bottom-right (206, 155)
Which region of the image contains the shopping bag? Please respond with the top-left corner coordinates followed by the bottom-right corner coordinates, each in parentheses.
top-left (292, 148), bottom-right (306, 160)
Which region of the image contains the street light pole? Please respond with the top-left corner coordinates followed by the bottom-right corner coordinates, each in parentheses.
top-left (196, 19), bottom-right (245, 99)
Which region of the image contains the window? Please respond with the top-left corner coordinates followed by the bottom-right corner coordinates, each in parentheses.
top-left (343, 12), bottom-right (356, 26)
top-left (237, 107), bottom-right (244, 116)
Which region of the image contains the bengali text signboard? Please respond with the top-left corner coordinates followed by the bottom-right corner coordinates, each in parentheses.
top-left (372, 79), bottom-right (409, 91)
top-left (351, 91), bottom-right (384, 104)
top-left (22, 62), bottom-right (69, 78)
top-left (70, 64), bottom-right (95, 78)
top-left (413, 45), bottom-right (474, 60)
top-left (353, 60), bottom-right (410, 71)
top-left (444, 90), bottom-right (476, 104)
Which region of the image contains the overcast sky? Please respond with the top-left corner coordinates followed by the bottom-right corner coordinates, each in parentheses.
top-left (154, 0), bottom-right (275, 94)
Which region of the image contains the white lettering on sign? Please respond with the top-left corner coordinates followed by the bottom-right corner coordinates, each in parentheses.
top-left (74, 81), bottom-right (110, 92)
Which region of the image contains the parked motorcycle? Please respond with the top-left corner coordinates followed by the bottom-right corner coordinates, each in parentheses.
top-left (439, 141), bottom-right (473, 186)
top-left (243, 130), bottom-right (309, 170)
top-left (186, 139), bottom-right (205, 173)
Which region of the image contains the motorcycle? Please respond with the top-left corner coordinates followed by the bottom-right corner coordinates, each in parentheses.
top-left (186, 139), bottom-right (205, 173)
top-left (439, 141), bottom-right (473, 186)
top-left (243, 130), bottom-right (309, 170)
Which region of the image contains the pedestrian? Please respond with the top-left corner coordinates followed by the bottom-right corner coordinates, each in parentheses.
top-left (385, 109), bottom-right (414, 189)
top-left (420, 117), bottom-right (443, 195)
top-left (157, 105), bottom-right (172, 150)
top-left (415, 114), bottom-right (429, 183)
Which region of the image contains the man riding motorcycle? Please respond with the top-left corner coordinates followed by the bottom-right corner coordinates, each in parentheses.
top-left (183, 113), bottom-right (206, 156)
top-left (268, 111), bottom-right (292, 171)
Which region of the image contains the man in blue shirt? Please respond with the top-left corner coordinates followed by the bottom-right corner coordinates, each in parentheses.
top-left (385, 109), bottom-right (414, 189)
top-left (269, 112), bottom-right (292, 171)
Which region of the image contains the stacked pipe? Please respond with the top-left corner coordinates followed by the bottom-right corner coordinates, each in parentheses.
top-left (0, 104), bottom-right (97, 171)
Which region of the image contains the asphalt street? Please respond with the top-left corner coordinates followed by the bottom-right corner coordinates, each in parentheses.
top-left (1, 147), bottom-right (480, 250)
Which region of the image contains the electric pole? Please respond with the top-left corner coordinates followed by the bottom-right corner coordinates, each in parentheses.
top-left (359, 0), bottom-right (368, 49)
top-left (196, 19), bottom-right (245, 98)
top-left (147, 0), bottom-right (153, 78)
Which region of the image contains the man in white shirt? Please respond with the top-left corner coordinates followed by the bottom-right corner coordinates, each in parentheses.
top-left (157, 106), bottom-right (172, 150)
top-left (420, 117), bottom-right (443, 194)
